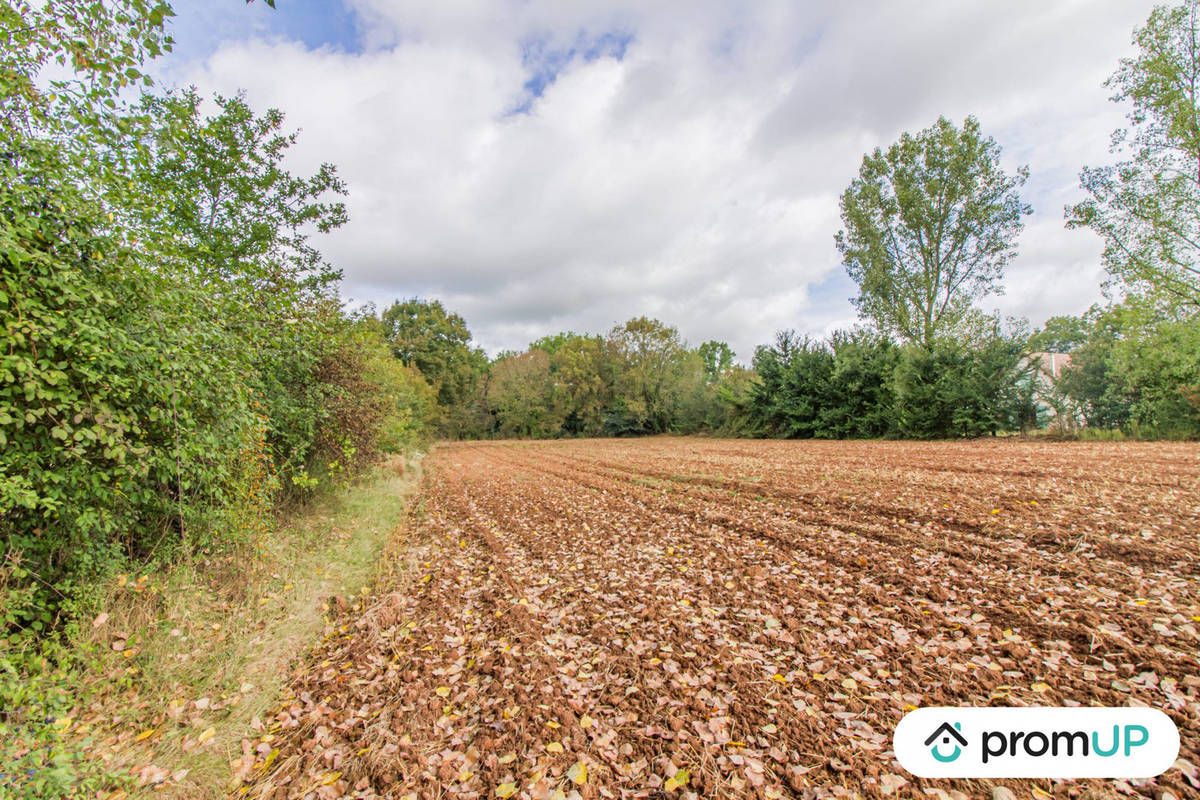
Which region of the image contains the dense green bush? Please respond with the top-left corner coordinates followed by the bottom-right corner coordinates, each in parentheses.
top-left (1057, 302), bottom-right (1200, 437)
top-left (1, 1), bottom-right (433, 636)
top-left (744, 325), bottom-right (1032, 440)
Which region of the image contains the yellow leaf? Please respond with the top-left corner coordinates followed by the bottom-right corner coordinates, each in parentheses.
top-left (841, 678), bottom-right (858, 691)
top-left (498, 753), bottom-right (517, 765)
top-left (673, 768), bottom-right (690, 787)
top-left (503, 705), bottom-right (520, 719)
top-left (53, 717), bottom-right (73, 730)
top-left (135, 729), bottom-right (156, 742)
top-left (567, 761), bottom-right (587, 785)
top-left (579, 714), bottom-right (594, 729)
top-left (197, 727), bottom-right (216, 744)
top-left (435, 686), bottom-right (451, 698)
top-left (496, 782), bottom-right (518, 798)
top-left (772, 673), bottom-right (788, 683)
top-left (546, 720), bottom-right (561, 729)
top-left (456, 767), bottom-right (473, 782)
top-left (664, 777), bottom-right (679, 792)
top-left (1031, 682), bottom-right (1052, 693)
top-left (545, 741), bottom-right (564, 753)
top-left (320, 771), bottom-right (341, 786)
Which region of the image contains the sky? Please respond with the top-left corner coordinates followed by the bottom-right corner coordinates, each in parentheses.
top-left (155, 0), bottom-right (1161, 361)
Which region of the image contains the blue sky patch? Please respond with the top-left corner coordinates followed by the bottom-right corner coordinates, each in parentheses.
top-left (165, 0), bottom-right (362, 66)
top-left (510, 29), bottom-right (634, 114)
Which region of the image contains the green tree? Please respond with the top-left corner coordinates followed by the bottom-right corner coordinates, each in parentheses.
top-left (819, 331), bottom-right (899, 438)
top-left (381, 299), bottom-right (488, 436)
top-left (381, 300), bottom-right (486, 403)
top-left (487, 350), bottom-right (565, 437)
top-left (133, 88), bottom-right (349, 482)
top-left (1029, 314), bottom-right (1091, 353)
top-left (748, 331), bottom-right (835, 438)
top-left (605, 317), bottom-right (690, 434)
top-left (1068, 0), bottom-right (1200, 309)
top-left (1059, 301), bottom-right (1200, 434)
top-left (538, 333), bottom-right (611, 436)
top-left (697, 340), bottom-right (734, 381)
top-left (135, 89), bottom-right (347, 294)
top-left (836, 116), bottom-right (1031, 348)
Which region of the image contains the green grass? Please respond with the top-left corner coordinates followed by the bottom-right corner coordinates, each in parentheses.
top-left (62, 455), bottom-right (423, 799)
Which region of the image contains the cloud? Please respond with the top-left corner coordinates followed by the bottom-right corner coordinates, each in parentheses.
top-left (161, 0), bottom-right (1159, 359)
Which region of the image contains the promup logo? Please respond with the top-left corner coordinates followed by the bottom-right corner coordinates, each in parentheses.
top-left (894, 707), bottom-right (1179, 779)
top-left (924, 722), bottom-right (967, 762)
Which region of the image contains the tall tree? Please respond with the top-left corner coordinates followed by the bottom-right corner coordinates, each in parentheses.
top-left (380, 299), bottom-right (487, 428)
top-left (539, 333), bottom-right (611, 436)
top-left (1068, 0), bottom-right (1200, 309)
top-left (836, 116), bottom-right (1031, 348)
top-left (606, 317), bottom-right (688, 434)
top-left (697, 340), bottom-right (735, 381)
top-left (487, 350), bottom-right (564, 438)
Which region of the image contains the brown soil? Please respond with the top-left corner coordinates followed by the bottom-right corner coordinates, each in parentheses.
top-left (239, 438), bottom-right (1200, 800)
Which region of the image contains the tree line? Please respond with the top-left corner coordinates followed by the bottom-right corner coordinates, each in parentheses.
top-left (377, 1), bottom-right (1200, 444)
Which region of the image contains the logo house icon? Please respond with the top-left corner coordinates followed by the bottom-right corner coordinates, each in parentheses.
top-left (925, 722), bottom-right (967, 762)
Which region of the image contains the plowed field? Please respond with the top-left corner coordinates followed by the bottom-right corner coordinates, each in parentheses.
top-left (243, 439), bottom-right (1200, 800)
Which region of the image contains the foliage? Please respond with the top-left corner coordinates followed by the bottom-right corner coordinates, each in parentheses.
top-left (544, 333), bottom-right (610, 436)
top-left (697, 340), bottom-right (734, 381)
top-left (2, 0), bottom-right (429, 632)
top-left (0, 636), bottom-right (100, 798)
top-left (749, 332), bottom-right (836, 438)
top-left (605, 317), bottom-right (696, 435)
top-left (380, 298), bottom-right (488, 436)
top-left (1059, 301), bottom-right (1200, 436)
top-left (820, 331), bottom-right (900, 438)
top-left (313, 314), bottom-right (436, 474)
top-left (837, 116), bottom-right (1031, 347)
top-left (892, 327), bottom-right (1034, 439)
top-left (1028, 314), bottom-right (1091, 353)
top-left (131, 88), bottom-right (350, 488)
top-left (745, 324), bottom-right (1031, 440)
top-left (1068, 0), bottom-right (1200, 309)
top-left (488, 350), bottom-right (564, 438)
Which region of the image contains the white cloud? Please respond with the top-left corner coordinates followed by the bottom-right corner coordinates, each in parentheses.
top-left (162, 0), bottom-right (1159, 359)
